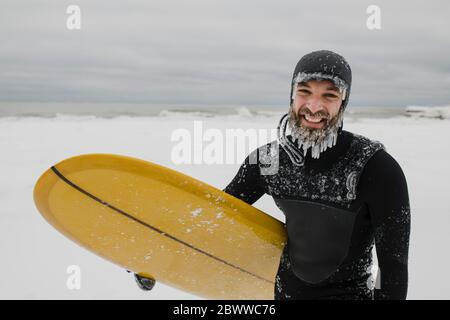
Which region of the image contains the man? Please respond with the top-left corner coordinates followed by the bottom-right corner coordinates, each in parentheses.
top-left (223, 50), bottom-right (411, 300)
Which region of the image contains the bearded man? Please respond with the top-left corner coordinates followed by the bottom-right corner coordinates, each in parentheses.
top-left (223, 50), bottom-right (411, 300)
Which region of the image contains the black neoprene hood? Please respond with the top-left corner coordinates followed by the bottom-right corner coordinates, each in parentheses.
top-left (290, 50), bottom-right (352, 110)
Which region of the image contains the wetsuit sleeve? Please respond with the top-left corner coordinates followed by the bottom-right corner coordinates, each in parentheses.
top-left (360, 150), bottom-right (411, 300)
top-left (223, 152), bottom-right (266, 205)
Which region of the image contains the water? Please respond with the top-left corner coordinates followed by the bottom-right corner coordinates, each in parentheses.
top-left (0, 102), bottom-right (409, 119)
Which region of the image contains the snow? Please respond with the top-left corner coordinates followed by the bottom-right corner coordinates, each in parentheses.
top-left (190, 208), bottom-right (203, 218)
top-left (0, 109), bottom-right (449, 299)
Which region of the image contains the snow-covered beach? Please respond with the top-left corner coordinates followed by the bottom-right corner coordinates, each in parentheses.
top-left (1, 106), bottom-right (449, 299)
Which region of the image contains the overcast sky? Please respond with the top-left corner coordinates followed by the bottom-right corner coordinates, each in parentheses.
top-left (1, 0), bottom-right (449, 108)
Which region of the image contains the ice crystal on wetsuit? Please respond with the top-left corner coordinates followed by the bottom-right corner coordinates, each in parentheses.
top-left (374, 205), bottom-right (411, 265)
top-left (262, 133), bottom-right (385, 208)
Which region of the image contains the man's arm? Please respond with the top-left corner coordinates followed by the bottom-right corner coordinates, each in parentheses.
top-left (360, 150), bottom-right (411, 300)
top-left (223, 151), bottom-right (266, 205)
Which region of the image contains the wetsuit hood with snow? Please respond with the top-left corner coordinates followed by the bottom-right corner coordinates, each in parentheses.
top-left (289, 50), bottom-right (352, 110)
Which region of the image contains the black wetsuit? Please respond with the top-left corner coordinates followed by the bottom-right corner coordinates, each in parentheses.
top-left (223, 129), bottom-right (411, 300)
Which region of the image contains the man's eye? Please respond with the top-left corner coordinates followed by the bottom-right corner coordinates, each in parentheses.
top-left (325, 94), bottom-right (338, 99)
top-left (297, 89), bottom-right (310, 94)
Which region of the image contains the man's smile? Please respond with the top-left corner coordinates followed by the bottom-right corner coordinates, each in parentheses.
top-left (300, 113), bottom-right (327, 128)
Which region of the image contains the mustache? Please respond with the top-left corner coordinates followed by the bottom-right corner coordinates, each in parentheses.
top-left (288, 106), bottom-right (344, 130)
top-left (297, 107), bottom-right (330, 119)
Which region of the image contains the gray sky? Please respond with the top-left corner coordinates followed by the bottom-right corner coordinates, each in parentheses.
top-left (1, 0), bottom-right (449, 107)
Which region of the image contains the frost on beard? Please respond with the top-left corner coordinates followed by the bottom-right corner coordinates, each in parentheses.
top-left (285, 71), bottom-right (348, 160)
top-left (289, 110), bottom-right (344, 159)
top-left (277, 109), bottom-right (344, 162)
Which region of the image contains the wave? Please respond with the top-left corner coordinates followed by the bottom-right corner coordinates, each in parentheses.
top-left (157, 106), bottom-right (283, 119)
top-left (405, 105), bottom-right (450, 119)
top-left (2, 105), bottom-right (448, 120)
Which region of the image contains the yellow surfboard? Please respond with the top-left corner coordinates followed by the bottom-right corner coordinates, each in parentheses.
top-left (33, 154), bottom-right (286, 299)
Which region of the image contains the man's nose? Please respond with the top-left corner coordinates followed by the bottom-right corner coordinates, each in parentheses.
top-left (306, 97), bottom-right (324, 113)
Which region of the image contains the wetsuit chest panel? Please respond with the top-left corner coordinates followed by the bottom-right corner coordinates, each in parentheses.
top-left (275, 199), bottom-right (358, 284)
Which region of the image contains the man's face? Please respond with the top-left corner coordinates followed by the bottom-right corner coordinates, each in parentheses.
top-left (291, 80), bottom-right (343, 130)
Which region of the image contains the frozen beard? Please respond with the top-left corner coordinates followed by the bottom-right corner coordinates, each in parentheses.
top-left (287, 105), bottom-right (344, 159)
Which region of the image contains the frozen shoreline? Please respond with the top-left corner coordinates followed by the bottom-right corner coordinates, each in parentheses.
top-left (0, 114), bottom-right (449, 299)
